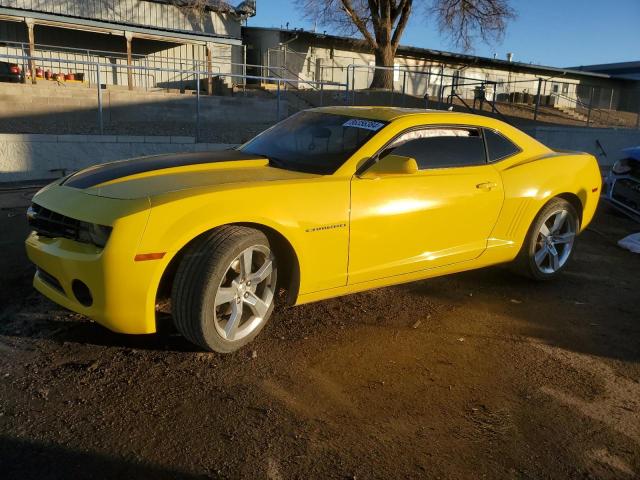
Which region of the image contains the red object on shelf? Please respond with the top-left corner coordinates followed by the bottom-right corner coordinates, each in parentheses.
top-left (35, 67), bottom-right (44, 78)
top-left (64, 73), bottom-right (75, 81)
top-left (44, 70), bottom-right (52, 80)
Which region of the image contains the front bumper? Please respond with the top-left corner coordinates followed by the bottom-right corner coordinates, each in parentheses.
top-left (603, 173), bottom-right (640, 220)
top-left (25, 183), bottom-right (159, 334)
top-left (26, 235), bottom-right (155, 333)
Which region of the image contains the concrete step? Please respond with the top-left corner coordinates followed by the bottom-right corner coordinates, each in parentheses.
top-left (554, 106), bottom-right (588, 121)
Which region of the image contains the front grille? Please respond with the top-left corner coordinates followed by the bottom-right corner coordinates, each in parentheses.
top-left (37, 268), bottom-right (65, 294)
top-left (28, 203), bottom-right (81, 241)
top-left (611, 178), bottom-right (640, 212)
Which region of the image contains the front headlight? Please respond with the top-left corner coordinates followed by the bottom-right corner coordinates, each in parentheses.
top-left (77, 221), bottom-right (112, 248)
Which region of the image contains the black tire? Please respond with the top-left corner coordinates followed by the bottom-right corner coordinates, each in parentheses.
top-left (514, 197), bottom-right (580, 281)
top-left (172, 226), bottom-right (277, 353)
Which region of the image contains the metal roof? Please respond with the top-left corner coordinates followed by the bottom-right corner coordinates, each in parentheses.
top-left (0, 4), bottom-right (242, 44)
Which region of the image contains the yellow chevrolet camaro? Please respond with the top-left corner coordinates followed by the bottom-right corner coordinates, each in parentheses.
top-left (25, 107), bottom-right (601, 352)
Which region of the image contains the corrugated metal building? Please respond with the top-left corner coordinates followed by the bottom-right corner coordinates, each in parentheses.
top-left (0, 0), bottom-right (255, 90)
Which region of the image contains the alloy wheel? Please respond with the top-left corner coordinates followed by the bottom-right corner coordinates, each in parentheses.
top-left (533, 208), bottom-right (576, 274)
top-left (213, 245), bottom-right (276, 341)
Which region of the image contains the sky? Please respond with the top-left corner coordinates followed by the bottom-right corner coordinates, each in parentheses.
top-left (247, 0), bottom-right (640, 67)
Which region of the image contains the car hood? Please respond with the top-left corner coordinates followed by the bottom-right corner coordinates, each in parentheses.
top-left (61, 150), bottom-right (319, 199)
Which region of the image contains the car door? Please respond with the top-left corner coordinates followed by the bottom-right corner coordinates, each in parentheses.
top-left (348, 126), bottom-right (504, 285)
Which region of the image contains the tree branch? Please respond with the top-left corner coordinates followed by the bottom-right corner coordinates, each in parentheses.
top-left (430, 0), bottom-right (516, 51)
top-left (340, 0), bottom-right (378, 48)
top-left (391, 0), bottom-right (412, 49)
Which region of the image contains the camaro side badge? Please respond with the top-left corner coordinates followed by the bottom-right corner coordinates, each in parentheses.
top-left (305, 223), bottom-right (347, 233)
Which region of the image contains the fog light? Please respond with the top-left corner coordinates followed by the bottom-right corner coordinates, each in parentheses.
top-left (72, 280), bottom-right (93, 307)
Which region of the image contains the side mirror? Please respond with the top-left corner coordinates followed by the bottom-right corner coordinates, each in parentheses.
top-left (362, 154), bottom-right (418, 177)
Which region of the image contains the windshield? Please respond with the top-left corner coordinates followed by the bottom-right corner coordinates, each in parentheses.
top-left (239, 111), bottom-right (387, 174)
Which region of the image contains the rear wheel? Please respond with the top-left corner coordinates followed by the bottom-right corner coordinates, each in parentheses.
top-left (515, 198), bottom-right (579, 280)
top-left (172, 226), bottom-right (277, 352)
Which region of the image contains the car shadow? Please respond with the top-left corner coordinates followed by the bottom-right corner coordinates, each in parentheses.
top-left (0, 435), bottom-right (209, 480)
top-left (0, 309), bottom-right (200, 353)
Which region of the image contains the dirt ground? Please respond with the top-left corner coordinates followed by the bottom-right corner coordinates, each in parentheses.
top-left (0, 187), bottom-right (639, 480)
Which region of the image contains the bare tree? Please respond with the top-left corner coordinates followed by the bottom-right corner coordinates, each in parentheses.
top-left (297, 0), bottom-right (515, 89)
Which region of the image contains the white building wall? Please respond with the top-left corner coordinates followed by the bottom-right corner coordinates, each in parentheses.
top-left (265, 37), bottom-right (623, 111)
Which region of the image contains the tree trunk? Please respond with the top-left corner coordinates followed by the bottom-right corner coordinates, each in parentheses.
top-left (369, 44), bottom-right (395, 90)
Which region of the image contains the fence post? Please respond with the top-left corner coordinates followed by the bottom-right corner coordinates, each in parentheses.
top-left (276, 79), bottom-right (281, 121)
top-left (490, 82), bottom-right (496, 113)
top-left (352, 65), bottom-right (356, 105)
top-left (345, 65), bottom-right (350, 104)
top-left (609, 88), bottom-right (614, 111)
top-left (533, 78), bottom-right (542, 122)
top-left (243, 44), bottom-right (247, 95)
top-left (196, 68), bottom-right (201, 142)
top-left (401, 70), bottom-right (407, 107)
top-left (390, 70), bottom-right (394, 107)
top-left (96, 62), bottom-right (104, 135)
top-left (438, 67), bottom-right (444, 108)
top-left (320, 80), bottom-right (324, 106)
top-left (586, 86), bottom-right (594, 127)
top-left (19, 43), bottom-right (26, 81)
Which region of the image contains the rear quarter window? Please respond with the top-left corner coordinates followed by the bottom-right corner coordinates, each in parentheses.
top-left (484, 129), bottom-right (521, 162)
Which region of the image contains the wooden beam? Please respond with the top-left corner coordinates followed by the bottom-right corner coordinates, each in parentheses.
top-left (125, 31), bottom-right (133, 90)
top-left (206, 42), bottom-right (213, 96)
top-left (25, 18), bottom-right (36, 84)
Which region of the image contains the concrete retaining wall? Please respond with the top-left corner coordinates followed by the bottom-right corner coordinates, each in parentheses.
top-left (2, 126), bottom-right (640, 183)
top-left (0, 134), bottom-right (234, 183)
top-left (524, 126), bottom-right (640, 166)
top-left (0, 83), bottom-right (282, 124)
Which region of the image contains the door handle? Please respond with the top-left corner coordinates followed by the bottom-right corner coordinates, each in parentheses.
top-left (476, 181), bottom-right (497, 191)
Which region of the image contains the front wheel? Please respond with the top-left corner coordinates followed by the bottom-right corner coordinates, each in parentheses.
top-left (515, 198), bottom-right (579, 280)
top-left (172, 226), bottom-right (277, 353)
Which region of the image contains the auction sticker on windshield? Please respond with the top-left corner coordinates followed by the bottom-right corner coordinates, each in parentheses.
top-left (343, 119), bottom-right (385, 131)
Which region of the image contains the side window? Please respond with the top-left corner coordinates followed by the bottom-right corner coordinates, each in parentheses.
top-left (385, 127), bottom-right (486, 170)
top-left (484, 129), bottom-right (521, 162)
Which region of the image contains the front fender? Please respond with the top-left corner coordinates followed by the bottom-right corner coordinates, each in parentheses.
top-left (136, 178), bottom-right (351, 310)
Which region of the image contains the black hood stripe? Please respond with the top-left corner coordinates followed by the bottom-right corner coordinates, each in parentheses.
top-left (62, 150), bottom-right (263, 189)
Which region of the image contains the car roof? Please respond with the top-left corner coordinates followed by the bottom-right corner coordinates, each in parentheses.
top-left (311, 106), bottom-right (465, 122)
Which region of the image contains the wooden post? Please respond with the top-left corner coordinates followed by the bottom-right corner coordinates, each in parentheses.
top-left (206, 42), bottom-right (213, 96)
top-left (125, 31), bottom-right (133, 90)
top-left (25, 18), bottom-right (36, 84)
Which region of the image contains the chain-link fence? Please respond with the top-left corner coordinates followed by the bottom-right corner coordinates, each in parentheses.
top-left (264, 46), bottom-right (640, 129)
top-left (0, 52), bottom-right (348, 143)
top-left (341, 64), bottom-right (640, 129)
top-left (1, 44), bottom-right (638, 142)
